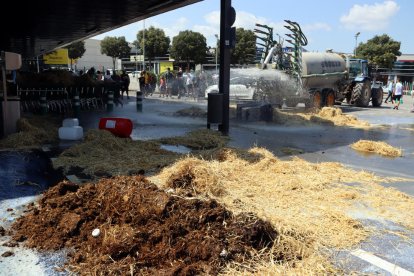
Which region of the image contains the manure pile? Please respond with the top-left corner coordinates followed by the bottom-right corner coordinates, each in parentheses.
top-left (12, 176), bottom-right (278, 275)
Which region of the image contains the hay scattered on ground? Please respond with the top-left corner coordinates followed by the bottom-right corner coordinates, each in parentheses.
top-left (0, 116), bottom-right (59, 149)
top-left (351, 140), bottom-right (402, 157)
top-left (151, 147), bottom-right (413, 273)
top-left (156, 128), bottom-right (228, 150)
top-left (174, 106), bottom-right (207, 117)
top-left (273, 107), bottom-right (370, 128)
top-left (12, 176), bottom-right (279, 275)
top-left (53, 129), bottom-right (180, 179)
top-left (53, 128), bottom-right (229, 179)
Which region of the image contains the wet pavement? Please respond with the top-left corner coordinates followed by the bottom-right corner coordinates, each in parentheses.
top-left (0, 150), bottom-right (62, 201)
top-left (1, 91), bottom-right (414, 275)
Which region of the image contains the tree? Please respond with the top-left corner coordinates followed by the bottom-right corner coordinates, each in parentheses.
top-left (356, 34), bottom-right (401, 69)
top-left (231, 28), bottom-right (256, 65)
top-left (135, 27), bottom-right (170, 70)
top-left (170, 30), bottom-right (208, 69)
top-left (100, 36), bottom-right (131, 70)
top-left (65, 41), bottom-right (86, 70)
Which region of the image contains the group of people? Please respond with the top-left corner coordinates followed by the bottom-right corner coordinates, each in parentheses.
top-left (384, 78), bottom-right (404, 110)
top-left (103, 69), bottom-right (130, 100)
top-left (158, 67), bottom-right (206, 99)
top-left (138, 70), bottom-right (156, 97)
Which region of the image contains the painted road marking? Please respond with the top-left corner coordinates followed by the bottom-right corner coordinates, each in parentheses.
top-left (351, 249), bottom-right (414, 276)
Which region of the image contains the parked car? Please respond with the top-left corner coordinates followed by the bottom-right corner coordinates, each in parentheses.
top-left (204, 76), bottom-right (257, 100)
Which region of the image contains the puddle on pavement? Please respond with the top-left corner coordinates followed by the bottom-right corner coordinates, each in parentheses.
top-left (160, 144), bottom-right (191, 154)
top-left (0, 150), bottom-right (63, 200)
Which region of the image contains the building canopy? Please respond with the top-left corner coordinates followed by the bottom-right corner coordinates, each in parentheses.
top-left (0, 0), bottom-right (201, 58)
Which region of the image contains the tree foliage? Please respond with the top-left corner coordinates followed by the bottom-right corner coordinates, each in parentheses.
top-left (231, 28), bottom-right (256, 65)
top-left (170, 30), bottom-right (208, 68)
top-left (136, 27), bottom-right (170, 68)
top-left (356, 34), bottom-right (401, 69)
top-left (100, 36), bottom-right (131, 69)
top-left (65, 41), bottom-right (86, 69)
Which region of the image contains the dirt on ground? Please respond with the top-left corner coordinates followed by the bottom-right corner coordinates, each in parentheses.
top-left (11, 176), bottom-right (279, 275)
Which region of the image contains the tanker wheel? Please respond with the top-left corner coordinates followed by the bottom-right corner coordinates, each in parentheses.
top-left (326, 91), bottom-right (335, 107)
top-left (353, 80), bottom-right (372, 107)
top-left (371, 87), bottom-right (383, 107)
top-left (312, 91), bottom-right (323, 109)
top-left (285, 98), bottom-right (299, 108)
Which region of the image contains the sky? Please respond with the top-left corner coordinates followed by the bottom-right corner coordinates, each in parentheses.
top-left (93, 0), bottom-right (414, 54)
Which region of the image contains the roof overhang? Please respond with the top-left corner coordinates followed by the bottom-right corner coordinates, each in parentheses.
top-left (0, 0), bottom-right (202, 58)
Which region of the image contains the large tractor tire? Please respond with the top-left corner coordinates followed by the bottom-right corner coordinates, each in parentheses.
top-left (325, 90), bottom-right (335, 107)
top-left (285, 98), bottom-right (299, 108)
top-left (305, 91), bottom-right (323, 109)
top-left (371, 87), bottom-right (383, 107)
top-left (352, 80), bottom-right (372, 107)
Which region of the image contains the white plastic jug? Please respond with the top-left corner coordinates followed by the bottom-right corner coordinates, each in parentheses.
top-left (58, 126), bottom-right (83, 140)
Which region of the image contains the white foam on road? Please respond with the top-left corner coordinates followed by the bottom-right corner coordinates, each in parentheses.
top-left (351, 249), bottom-right (414, 276)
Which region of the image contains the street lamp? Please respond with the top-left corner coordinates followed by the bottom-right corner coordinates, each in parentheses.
top-left (142, 19), bottom-right (146, 70)
top-left (135, 47), bottom-right (138, 77)
top-left (354, 32), bottom-right (360, 57)
top-left (215, 34), bottom-right (219, 74)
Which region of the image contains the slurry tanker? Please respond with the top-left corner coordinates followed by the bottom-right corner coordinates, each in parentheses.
top-left (254, 21), bottom-right (383, 108)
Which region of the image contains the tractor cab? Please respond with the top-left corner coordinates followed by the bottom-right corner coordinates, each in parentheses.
top-left (348, 59), bottom-right (369, 78)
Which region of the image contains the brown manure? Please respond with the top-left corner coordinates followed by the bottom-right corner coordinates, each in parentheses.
top-left (12, 175), bottom-right (279, 275)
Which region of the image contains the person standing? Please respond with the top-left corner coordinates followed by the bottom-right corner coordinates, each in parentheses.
top-left (120, 70), bottom-right (130, 99)
top-left (139, 71), bottom-right (146, 95)
top-left (384, 80), bottom-right (394, 104)
top-left (159, 76), bottom-right (166, 97)
top-left (164, 67), bottom-right (174, 98)
top-left (393, 78), bottom-right (403, 110)
top-left (185, 69), bottom-right (194, 98)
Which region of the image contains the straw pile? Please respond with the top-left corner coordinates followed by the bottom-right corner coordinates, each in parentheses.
top-left (0, 116), bottom-right (59, 149)
top-left (53, 129), bottom-right (180, 178)
top-left (351, 140), bottom-right (402, 157)
top-left (273, 107), bottom-right (370, 128)
top-left (311, 107), bottom-right (370, 128)
top-left (174, 106), bottom-right (207, 117)
top-left (156, 128), bottom-right (228, 150)
top-left (151, 147), bottom-right (413, 274)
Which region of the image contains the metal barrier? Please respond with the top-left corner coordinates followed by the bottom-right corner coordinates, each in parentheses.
top-left (17, 86), bottom-right (109, 115)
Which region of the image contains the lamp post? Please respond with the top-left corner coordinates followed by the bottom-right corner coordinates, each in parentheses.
top-left (354, 32), bottom-right (360, 57)
top-left (142, 20), bottom-right (146, 70)
top-left (215, 34), bottom-right (219, 74)
top-left (135, 48), bottom-right (138, 77)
